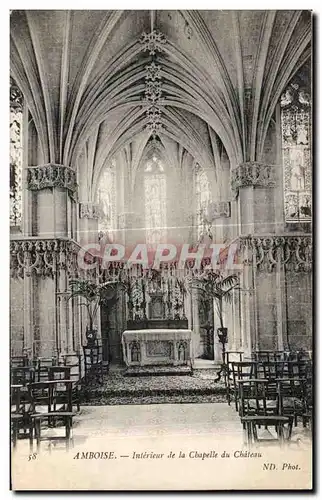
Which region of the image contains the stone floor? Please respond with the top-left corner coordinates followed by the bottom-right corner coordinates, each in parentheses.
top-left (11, 403), bottom-right (312, 490)
top-left (12, 402), bottom-right (312, 452)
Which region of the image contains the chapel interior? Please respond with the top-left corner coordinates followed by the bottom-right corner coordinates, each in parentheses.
top-left (9, 11), bottom-right (313, 458)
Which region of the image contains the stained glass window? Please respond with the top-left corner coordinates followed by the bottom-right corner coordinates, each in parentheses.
top-left (96, 162), bottom-right (116, 241)
top-left (195, 164), bottom-right (211, 240)
top-left (144, 155), bottom-right (166, 248)
top-left (281, 75), bottom-right (311, 223)
top-left (10, 77), bottom-right (23, 227)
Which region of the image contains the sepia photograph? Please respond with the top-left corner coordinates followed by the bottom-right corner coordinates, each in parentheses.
top-left (9, 8), bottom-right (313, 491)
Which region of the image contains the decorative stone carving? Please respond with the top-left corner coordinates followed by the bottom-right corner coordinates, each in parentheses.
top-left (231, 162), bottom-right (276, 194)
top-left (207, 201), bottom-right (231, 220)
top-left (238, 235), bottom-right (312, 273)
top-left (10, 238), bottom-right (85, 279)
top-left (143, 60), bottom-right (164, 138)
top-left (140, 30), bottom-right (167, 55)
top-left (131, 278), bottom-right (146, 321)
top-left (79, 202), bottom-right (100, 219)
top-left (27, 164), bottom-right (77, 194)
top-left (10, 77), bottom-right (23, 227)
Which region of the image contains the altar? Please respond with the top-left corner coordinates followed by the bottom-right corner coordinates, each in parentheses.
top-left (122, 329), bottom-right (193, 367)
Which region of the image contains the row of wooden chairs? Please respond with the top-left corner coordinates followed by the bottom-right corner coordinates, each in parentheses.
top-left (11, 344), bottom-right (110, 452)
top-left (11, 344), bottom-right (109, 386)
top-left (222, 351), bottom-right (312, 448)
top-left (10, 353), bottom-right (84, 452)
top-left (11, 379), bottom-right (75, 452)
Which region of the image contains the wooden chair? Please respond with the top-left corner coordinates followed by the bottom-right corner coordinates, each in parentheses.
top-left (302, 363), bottom-right (313, 430)
top-left (252, 351), bottom-right (285, 363)
top-left (276, 378), bottom-right (307, 428)
top-left (224, 351), bottom-right (243, 406)
top-left (11, 384), bottom-right (33, 451)
top-left (83, 345), bottom-right (103, 384)
top-left (261, 361), bottom-right (290, 381)
top-left (288, 360), bottom-right (309, 379)
top-left (11, 366), bottom-right (35, 386)
top-left (231, 361), bottom-right (257, 411)
top-left (48, 366), bottom-right (78, 412)
top-left (34, 356), bottom-right (58, 382)
top-left (241, 415), bottom-right (293, 448)
top-left (11, 355), bottom-right (30, 368)
top-left (58, 354), bottom-right (82, 411)
top-left (28, 381), bottom-right (75, 452)
top-left (238, 379), bottom-right (293, 447)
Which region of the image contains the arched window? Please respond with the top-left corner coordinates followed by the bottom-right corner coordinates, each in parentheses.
top-left (144, 154), bottom-right (166, 248)
top-left (96, 162), bottom-right (116, 241)
top-left (281, 71), bottom-right (311, 223)
top-left (10, 77), bottom-right (23, 227)
top-left (194, 163), bottom-right (211, 240)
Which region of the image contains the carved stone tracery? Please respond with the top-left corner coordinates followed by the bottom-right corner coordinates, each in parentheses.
top-left (79, 202), bottom-right (101, 219)
top-left (238, 235), bottom-right (312, 273)
top-left (27, 164), bottom-right (77, 195)
top-left (231, 162), bottom-right (276, 194)
top-left (10, 239), bottom-right (84, 279)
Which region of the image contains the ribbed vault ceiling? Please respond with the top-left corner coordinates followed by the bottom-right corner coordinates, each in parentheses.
top-left (10, 9), bottom-right (311, 196)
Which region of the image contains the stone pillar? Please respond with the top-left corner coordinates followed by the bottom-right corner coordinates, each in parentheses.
top-left (207, 201), bottom-right (231, 245)
top-left (275, 257), bottom-right (287, 351)
top-left (237, 238), bottom-right (254, 358)
top-left (27, 164), bottom-right (78, 238)
top-left (232, 289), bottom-right (242, 350)
top-left (231, 164), bottom-right (276, 353)
top-left (191, 285), bottom-right (200, 358)
top-left (56, 251), bottom-right (69, 355)
top-left (231, 162), bottom-right (276, 235)
top-left (23, 260), bottom-right (34, 358)
top-left (78, 202), bottom-right (100, 247)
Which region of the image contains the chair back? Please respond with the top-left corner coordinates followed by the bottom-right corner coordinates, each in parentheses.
top-left (11, 355), bottom-right (30, 368)
top-left (35, 357), bottom-right (58, 382)
top-left (11, 366), bottom-right (35, 386)
top-left (238, 378), bottom-right (271, 418)
top-left (252, 351), bottom-right (285, 363)
top-left (231, 361), bottom-right (257, 384)
top-left (59, 353), bottom-right (81, 383)
top-left (28, 382), bottom-right (55, 414)
top-left (261, 361), bottom-right (289, 380)
top-left (48, 366), bottom-right (71, 381)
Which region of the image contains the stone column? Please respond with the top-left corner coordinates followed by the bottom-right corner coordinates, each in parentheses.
top-left (238, 238), bottom-right (254, 359)
top-left (56, 246), bottom-right (69, 355)
top-left (78, 202), bottom-right (100, 247)
top-left (191, 285), bottom-right (200, 359)
top-left (231, 162), bottom-right (276, 235)
top-left (26, 164), bottom-right (78, 238)
top-left (23, 253), bottom-right (34, 358)
top-left (208, 201), bottom-right (231, 246)
top-left (231, 164), bottom-right (276, 354)
top-left (275, 254), bottom-right (287, 351)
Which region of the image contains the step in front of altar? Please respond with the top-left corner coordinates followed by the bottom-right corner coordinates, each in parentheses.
top-left (123, 364), bottom-right (193, 377)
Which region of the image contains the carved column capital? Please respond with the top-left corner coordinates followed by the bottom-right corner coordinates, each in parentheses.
top-left (231, 162), bottom-right (276, 194)
top-left (79, 202), bottom-right (101, 219)
top-left (27, 164), bottom-right (77, 195)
